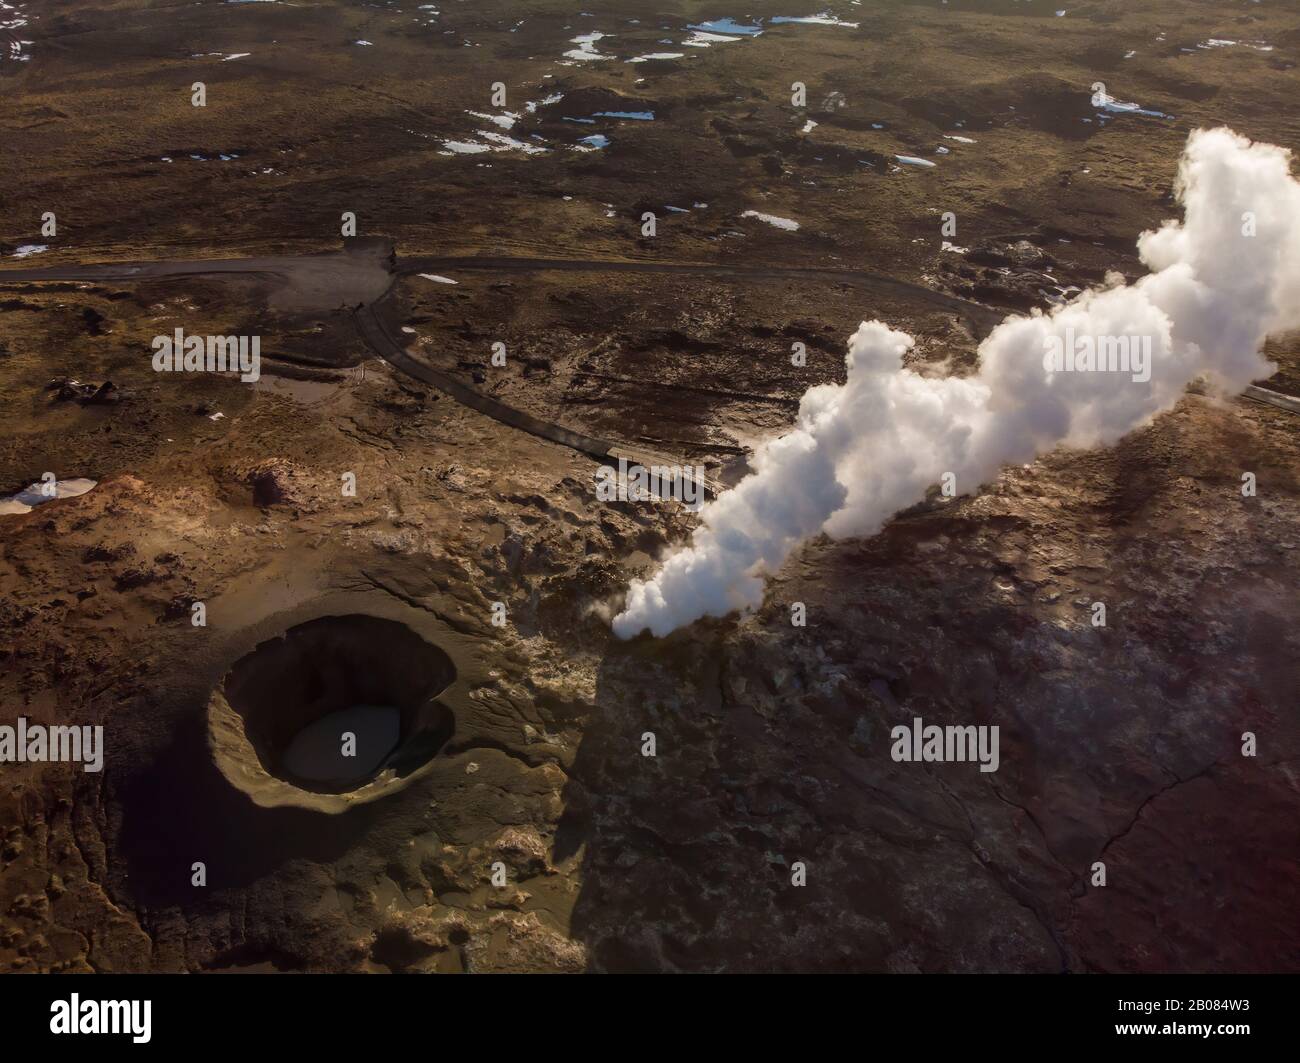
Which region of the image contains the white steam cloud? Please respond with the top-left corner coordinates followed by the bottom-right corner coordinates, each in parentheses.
top-left (613, 127), bottom-right (1300, 638)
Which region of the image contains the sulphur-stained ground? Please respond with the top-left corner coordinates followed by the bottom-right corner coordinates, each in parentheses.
top-left (1, 0), bottom-right (1298, 972)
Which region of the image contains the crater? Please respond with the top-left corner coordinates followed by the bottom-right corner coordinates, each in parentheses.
top-left (209, 614), bottom-right (457, 811)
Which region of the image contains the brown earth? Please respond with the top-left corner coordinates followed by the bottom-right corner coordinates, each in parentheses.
top-left (0, 0), bottom-right (1297, 973)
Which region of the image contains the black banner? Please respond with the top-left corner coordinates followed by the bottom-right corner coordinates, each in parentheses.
top-left (1, 973), bottom-right (1291, 1050)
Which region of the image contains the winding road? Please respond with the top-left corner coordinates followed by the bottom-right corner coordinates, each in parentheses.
top-left (10, 242), bottom-right (1288, 491)
top-left (0, 241), bottom-right (1007, 493)
top-left (354, 296), bottom-right (716, 490)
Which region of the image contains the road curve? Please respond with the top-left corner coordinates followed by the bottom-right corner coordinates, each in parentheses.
top-left (355, 298), bottom-right (726, 496)
top-left (4, 248), bottom-right (1292, 495)
top-left (0, 243), bottom-right (1006, 494)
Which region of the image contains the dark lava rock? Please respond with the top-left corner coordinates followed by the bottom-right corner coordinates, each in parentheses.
top-left (47, 378), bottom-right (120, 404)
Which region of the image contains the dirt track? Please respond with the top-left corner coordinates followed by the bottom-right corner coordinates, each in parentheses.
top-left (0, 244), bottom-right (1001, 330)
top-left (0, 240), bottom-right (995, 487)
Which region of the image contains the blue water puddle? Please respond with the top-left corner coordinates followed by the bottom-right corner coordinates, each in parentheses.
top-left (688, 18), bottom-right (763, 36)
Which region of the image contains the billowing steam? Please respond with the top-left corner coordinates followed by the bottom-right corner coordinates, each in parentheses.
top-left (613, 127), bottom-right (1300, 638)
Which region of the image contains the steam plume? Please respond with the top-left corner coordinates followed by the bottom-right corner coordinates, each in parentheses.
top-left (614, 128), bottom-right (1300, 638)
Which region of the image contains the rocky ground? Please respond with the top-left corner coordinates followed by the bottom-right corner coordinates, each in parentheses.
top-left (1, 0), bottom-right (1298, 972)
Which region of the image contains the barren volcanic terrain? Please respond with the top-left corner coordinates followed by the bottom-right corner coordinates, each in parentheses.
top-left (1, 0), bottom-right (1298, 973)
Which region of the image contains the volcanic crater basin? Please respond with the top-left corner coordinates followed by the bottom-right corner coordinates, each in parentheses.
top-left (210, 613), bottom-right (465, 812)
